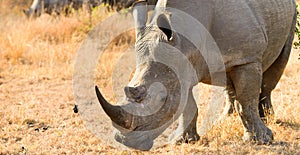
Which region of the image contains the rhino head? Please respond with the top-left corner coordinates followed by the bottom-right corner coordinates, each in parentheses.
top-left (95, 1), bottom-right (197, 151)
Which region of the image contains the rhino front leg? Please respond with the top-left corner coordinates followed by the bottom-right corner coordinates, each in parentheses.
top-left (229, 62), bottom-right (273, 144)
top-left (170, 89), bottom-right (200, 144)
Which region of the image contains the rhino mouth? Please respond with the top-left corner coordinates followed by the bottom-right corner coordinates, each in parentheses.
top-left (114, 129), bottom-right (154, 151)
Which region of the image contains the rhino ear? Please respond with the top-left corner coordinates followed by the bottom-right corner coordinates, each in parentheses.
top-left (157, 13), bottom-right (173, 41)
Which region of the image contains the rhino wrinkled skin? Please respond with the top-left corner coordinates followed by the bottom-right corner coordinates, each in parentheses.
top-left (94, 0), bottom-right (297, 150)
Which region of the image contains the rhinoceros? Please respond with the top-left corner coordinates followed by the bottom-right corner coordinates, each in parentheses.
top-left (23, 0), bottom-right (101, 18)
top-left (94, 0), bottom-right (297, 150)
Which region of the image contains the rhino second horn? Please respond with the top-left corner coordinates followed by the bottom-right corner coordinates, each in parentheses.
top-left (95, 86), bottom-right (133, 129)
top-left (124, 85), bottom-right (147, 102)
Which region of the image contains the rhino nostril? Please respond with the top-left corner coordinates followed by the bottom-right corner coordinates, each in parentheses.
top-left (124, 85), bottom-right (147, 102)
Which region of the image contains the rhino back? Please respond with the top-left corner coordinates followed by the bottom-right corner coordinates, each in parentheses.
top-left (166, 0), bottom-right (296, 71)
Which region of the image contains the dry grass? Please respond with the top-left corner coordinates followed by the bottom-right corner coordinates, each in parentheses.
top-left (0, 1), bottom-right (299, 154)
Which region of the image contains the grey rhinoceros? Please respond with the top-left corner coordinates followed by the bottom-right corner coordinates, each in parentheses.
top-left (94, 0), bottom-right (297, 150)
top-left (23, 0), bottom-right (101, 18)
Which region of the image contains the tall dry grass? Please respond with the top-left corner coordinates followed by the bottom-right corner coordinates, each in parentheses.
top-left (0, 0), bottom-right (299, 154)
top-left (0, 1), bottom-right (125, 79)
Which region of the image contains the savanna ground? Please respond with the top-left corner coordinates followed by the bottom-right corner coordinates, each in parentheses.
top-left (0, 1), bottom-right (299, 154)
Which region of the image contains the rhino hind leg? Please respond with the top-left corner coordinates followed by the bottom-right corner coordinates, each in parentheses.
top-left (259, 47), bottom-right (289, 121)
top-left (259, 26), bottom-right (295, 121)
top-left (229, 62), bottom-right (273, 144)
top-left (170, 90), bottom-right (200, 144)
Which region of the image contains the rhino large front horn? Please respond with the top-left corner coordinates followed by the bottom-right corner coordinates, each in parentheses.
top-left (95, 86), bottom-right (134, 129)
top-left (94, 1), bottom-right (150, 130)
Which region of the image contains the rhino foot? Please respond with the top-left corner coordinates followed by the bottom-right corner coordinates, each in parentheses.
top-left (259, 95), bottom-right (275, 124)
top-left (172, 132), bottom-right (200, 145)
top-left (260, 112), bottom-right (275, 124)
top-left (176, 134), bottom-right (200, 145)
top-left (243, 125), bottom-right (273, 144)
